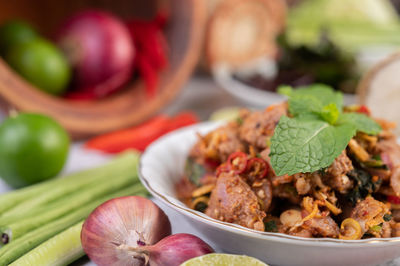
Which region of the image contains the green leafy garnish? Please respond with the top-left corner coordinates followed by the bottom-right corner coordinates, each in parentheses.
top-left (370, 224), bottom-right (382, 232)
top-left (346, 168), bottom-right (380, 205)
top-left (184, 158), bottom-right (206, 186)
top-left (270, 85), bottom-right (381, 176)
top-left (383, 214), bottom-right (392, 222)
top-left (337, 112), bottom-right (381, 135)
top-left (270, 116), bottom-right (355, 176)
top-left (264, 220), bottom-right (278, 232)
top-left (319, 103), bottom-right (339, 125)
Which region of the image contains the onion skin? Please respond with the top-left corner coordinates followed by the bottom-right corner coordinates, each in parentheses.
top-left (139, 233), bottom-right (214, 266)
top-left (56, 10), bottom-right (135, 97)
top-left (81, 196), bottom-right (171, 266)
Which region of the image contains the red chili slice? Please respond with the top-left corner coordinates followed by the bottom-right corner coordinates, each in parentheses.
top-left (357, 105), bottom-right (370, 116)
top-left (388, 195), bottom-right (400, 205)
top-left (227, 151), bottom-right (248, 174)
top-left (204, 158), bottom-right (220, 169)
top-left (246, 157), bottom-right (268, 180)
top-left (216, 163), bottom-right (230, 177)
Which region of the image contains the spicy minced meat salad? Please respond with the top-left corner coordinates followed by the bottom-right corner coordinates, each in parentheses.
top-left (177, 85), bottom-right (400, 239)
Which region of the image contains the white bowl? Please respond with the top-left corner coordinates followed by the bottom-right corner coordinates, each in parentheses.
top-left (139, 122), bottom-right (400, 266)
top-left (212, 66), bottom-right (358, 108)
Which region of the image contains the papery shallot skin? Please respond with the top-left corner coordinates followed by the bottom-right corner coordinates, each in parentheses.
top-left (81, 196), bottom-right (171, 266)
top-left (145, 233), bottom-right (214, 266)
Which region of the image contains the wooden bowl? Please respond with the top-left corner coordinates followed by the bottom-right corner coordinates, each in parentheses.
top-left (0, 0), bottom-right (206, 138)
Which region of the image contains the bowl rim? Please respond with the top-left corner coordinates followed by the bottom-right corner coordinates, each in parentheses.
top-left (212, 65), bottom-right (357, 108)
top-left (139, 121), bottom-right (400, 246)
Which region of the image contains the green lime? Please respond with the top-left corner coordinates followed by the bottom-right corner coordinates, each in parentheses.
top-left (0, 20), bottom-right (37, 54)
top-left (0, 113), bottom-right (70, 188)
top-left (180, 254), bottom-right (268, 266)
top-left (6, 38), bottom-right (71, 95)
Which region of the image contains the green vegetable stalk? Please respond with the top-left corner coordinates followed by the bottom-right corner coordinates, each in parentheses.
top-left (0, 171), bottom-right (139, 242)
top-left (9, 221), bottom-right (85, 266)
top-left (0, 151), bottom-right (139, 217)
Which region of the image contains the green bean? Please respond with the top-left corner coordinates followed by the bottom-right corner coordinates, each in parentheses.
top-left (1, 171), bottom-right (139, 242)
top-left (9, 221), bottom-right (84, 266)
top-left (0, 151), bottom-right (139, 217)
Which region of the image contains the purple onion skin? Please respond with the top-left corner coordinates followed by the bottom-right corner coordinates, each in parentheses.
top-left (145, 233), bottom-right (214, 266)
top-left (56, 9), bottom-right (135, 96)
top-left (81, 196), bottom-right (171, 266)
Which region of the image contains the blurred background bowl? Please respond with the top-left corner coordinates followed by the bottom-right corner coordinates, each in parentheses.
top-left (0, 0), bottom-right (206, 138)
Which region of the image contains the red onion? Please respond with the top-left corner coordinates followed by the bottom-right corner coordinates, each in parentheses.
top-left (81, 196), bottom-right (214, 266)
top-left (119, 233), bottom-right (214, 266)
top-left (56, 10), bottom-right (135, 97)
top-left (81, 196), bottom-right (171, 265)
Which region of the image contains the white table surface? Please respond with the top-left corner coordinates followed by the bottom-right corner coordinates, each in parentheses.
top-left (0, 77), bottom-right (399, 266)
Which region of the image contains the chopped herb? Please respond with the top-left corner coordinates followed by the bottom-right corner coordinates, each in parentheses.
top-left (346, 168), bottom-right (380, 205)
top-left (370, 224), bottom-right (382, 232)
top-left (194, 201), bottom-right (208, 213)
top-left (236, 117), bottom-right (243, 125)
top-left (184, 158), bottom-right (206, 186)
top-left (372, 154), bottom-right (382, 161)
top-left (265, 137), bottom-right (271, 148)
top-left (384, 214), bottom-right (392, 222)
top-left (362, 159), bottom-right (387, 169)
top-left (265, 220), bottom-right (278, 232)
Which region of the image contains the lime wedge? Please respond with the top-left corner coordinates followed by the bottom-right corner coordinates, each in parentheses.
top-left (180, 253), bottom-right (268, 266)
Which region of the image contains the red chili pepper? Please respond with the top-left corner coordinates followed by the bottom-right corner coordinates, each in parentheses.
top-left (64, 90), bottom-right (97, 101)
top-left (216, 163), bottom-right (230, 176)
top-left (204, 158), bottom-right (220, 169)
top-left (85, 115), bottom-right (169, 153)
top-left (155, 10), bottom-right (169, 28)
top-left (136, 53), bottom-right (158, 98)
top-left (246, 157), bottom-right (269, 179)
top-left (227, 151), bottom-right (248, 174)
top-left (388, 195), bottom-right (400, 205)
top-left (127, 20), bottom-right (168, 71)
top-left (166, 112), bottom-right (199, 131)
top-left (85, 112), bottom-right (199, 153)
top-left (357, 105), bottom-right (370, 116)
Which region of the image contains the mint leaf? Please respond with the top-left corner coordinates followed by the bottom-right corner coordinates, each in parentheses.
top-left (291, 84), bottom-right (343, 110)
top-left (270, 116), bottom-right (356, 176)
top-left (287, 95), bottom-right (323, 116)
top-left (279, 84), bottom-right (343, 116)
top-left (319, 103), bottom-right (339, 125)
top-left (278, 85), bottom-right (293, 96)
top-left (338, 113), bottom-right (381, 135)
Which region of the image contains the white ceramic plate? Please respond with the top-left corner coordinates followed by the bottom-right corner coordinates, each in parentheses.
top-left (139, 121), bottom-right (400, 266)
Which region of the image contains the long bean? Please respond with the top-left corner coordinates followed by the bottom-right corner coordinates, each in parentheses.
top-left (0, 167), bottom-right (139, 228)
top-left (10, 190), bottom-right (150, 266)
top-left (1, 152), bottom-right (139, 217)
top-left (9, 221), bottom-right (85, 266)
top-left (0, 184), bottom-right (148, 265)
top-left (1, 171), bottom-right (139, 242)
top-left (0, 151), bottom-right (138, 216)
